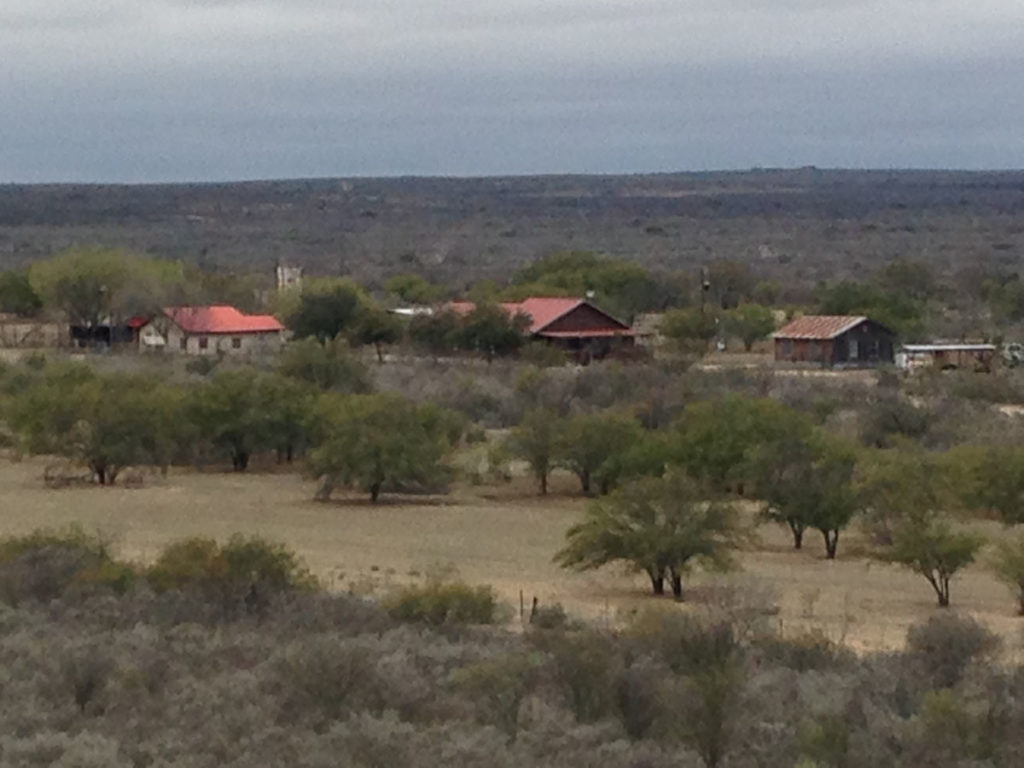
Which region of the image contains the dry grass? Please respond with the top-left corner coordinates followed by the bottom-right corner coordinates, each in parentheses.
top-left (2, 456), bottom-right (1023, 655)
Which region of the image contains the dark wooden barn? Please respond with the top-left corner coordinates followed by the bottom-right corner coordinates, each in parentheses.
top-left (773, 315), bottom-right (895, 367)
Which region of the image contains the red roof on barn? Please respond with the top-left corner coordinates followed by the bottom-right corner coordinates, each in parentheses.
top-left (446, 297), bottom-right (631, 337)
top-left (773, 315), bottom-right (868, 340)
top-left (164, 305), bottom-right (284, 335)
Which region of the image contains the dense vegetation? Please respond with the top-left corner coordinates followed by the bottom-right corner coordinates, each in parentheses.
top-left (0, 527), bottom-right (1020, 768)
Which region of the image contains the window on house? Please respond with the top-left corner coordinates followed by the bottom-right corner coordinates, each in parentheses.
top-left (232, 337), bottom-right (242, 349)
top-left (199, 337), bottom-right (208, 350)
top-left (781, 340), bottom-right (793, 356)
top-left (180, 337), bottom-right (187, 351)
top-left (848, 338), bottom-right (859, 359)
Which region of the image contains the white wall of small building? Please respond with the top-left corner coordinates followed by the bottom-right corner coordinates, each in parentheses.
top-left (141, 321), bottom-right (283, 355)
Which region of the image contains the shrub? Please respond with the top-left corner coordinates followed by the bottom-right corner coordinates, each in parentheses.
top-left (754, 630), bottom-right (854, 672)
top-left (384, 580), bottom-right (498, 626)
top-left (146, 535), bottom-right (318, 615)
top-left (906, 613), bottom-right (1000, 689)
top-left (0, 526), bottom-right (133, 605)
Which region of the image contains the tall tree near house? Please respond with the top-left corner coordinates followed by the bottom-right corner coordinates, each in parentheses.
top-left (457, 303), bottom-right (529, 362)
top-left (308, 393), bottom-right (458, 503)
top-left (505, 408), bottom-right (564, 495)
top-left (28, 247), bottom-right (181, 328)
top-left (283, 278), bottom-right (366, 343)
top-left (350, 304), bottom-right (403, 363)
top-left (0, 270), bottom-right (43, 317)
top-left (408, 310), bottom-right (461, 360)
top-left (659, 306), bottom-right (719, 355)
top-left (555, 473), bottom-right (744, 599)
top-left (723, 303), bottom-right (775, 351)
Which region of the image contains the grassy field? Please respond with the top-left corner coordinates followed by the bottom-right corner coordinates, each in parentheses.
top-left (2, 456), bottom-right (1022, 656)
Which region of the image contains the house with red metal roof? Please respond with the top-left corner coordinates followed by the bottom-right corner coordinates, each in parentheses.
top-left (447, 297), bottom-right (635, 361)
top-left (136, 305), bottom-right (285, 355)
top-left (772, 315), bottom-right (894, 367)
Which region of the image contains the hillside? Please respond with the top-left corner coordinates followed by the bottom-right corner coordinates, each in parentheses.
top-left (2, 169), bottom-right (1024, 291)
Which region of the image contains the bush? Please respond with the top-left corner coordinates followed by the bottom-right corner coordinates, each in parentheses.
top-left (754, 630), bottom-right (854, 672)
top-left (906, 613), bottom-right (1000, 689)
top-left (0, 526), bottom-right (133, 605)
top-left (146, 535), bottom-right (318, 615)
top-left (384, 580), bottom-right (498, 626)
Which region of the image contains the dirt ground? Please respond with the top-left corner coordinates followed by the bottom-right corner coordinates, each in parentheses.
top-left (1, 457), bottom-right (1022, 656)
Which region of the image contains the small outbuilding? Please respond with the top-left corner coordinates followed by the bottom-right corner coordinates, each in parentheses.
top-left (773, 315), bottom-right (895, 367)
top-left (137, 305), bottom-right (285, 355)
top-left (897, 343), bottom-right (997, 372)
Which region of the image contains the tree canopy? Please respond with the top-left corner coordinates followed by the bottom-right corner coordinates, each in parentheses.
top-left (308, 393), bottom-right (460, 502)
top-left (555, 473), bottom-right (745, 599)
top-left (29, 248), bottom-right (182, 327)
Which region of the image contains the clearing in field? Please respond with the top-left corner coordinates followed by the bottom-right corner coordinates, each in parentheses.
top-left (1, 457), bottom-right (1021, 655)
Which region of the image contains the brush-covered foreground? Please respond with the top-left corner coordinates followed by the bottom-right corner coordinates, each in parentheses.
top-left (0, 536), bottom-right (1020, 768)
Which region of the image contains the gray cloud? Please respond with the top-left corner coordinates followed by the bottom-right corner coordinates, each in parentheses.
top-left (1, 0), bottom-right (1022, 181)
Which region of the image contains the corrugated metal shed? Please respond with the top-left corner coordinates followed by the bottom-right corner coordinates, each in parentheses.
top-left (773, 315), bottom-right (868, 340)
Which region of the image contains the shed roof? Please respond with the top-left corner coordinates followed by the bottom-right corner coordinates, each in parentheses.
top-left (902, 344), bottom-right (996, 352)
top-left (773, 315), bottom-right (869, 340)
top-left (163, 306), bottom-right (284, 335)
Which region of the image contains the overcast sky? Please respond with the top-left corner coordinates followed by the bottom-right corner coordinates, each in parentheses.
top-left (2, 0), bottom-right (1023, 182)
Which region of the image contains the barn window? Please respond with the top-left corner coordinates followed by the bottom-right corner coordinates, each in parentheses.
top-left (199, 337), bottom-right (208, 350)
top-left (232, 337), bottom-right (242, 349)
top-left (848, 338), bottom-right (859, 359)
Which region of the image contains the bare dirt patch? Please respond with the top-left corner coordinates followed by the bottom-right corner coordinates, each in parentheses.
top-left (1, 457), bottom-right (1021, 655)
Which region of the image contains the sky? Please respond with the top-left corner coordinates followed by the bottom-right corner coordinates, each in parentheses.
top-left (2, 0), bottom-right (1023, 182)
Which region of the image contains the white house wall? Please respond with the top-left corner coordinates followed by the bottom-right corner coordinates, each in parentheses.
top-left (140, 320), bottom-right (283, 355)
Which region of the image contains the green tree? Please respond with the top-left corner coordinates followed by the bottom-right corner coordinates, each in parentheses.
top-left (309, 393), bottom-right (457, 502)
top-left (660, 307), bottom-right (719, 354)
top-left (284, 278), bottom-right (366, 342)
top-left (277, 337), bottom-right (372, 393)
top-left (350, 304), bottom-right (403, 363)
top-left (385, 273), bottom-right (445, 305)
top-left (991, 533), bottom-right (1024, 615)
top-left (857, 449), bottom-right (944, 546)
top-left (749, 432), bottom-right (860, 558)
top-left (29, 247), bottom-right (181, 328)
top-left (254, 374), bottom-right (316, 463)
top-left (0, 270), bottom-right (42, 316)
top-left (883, 512), bottom-right (982, 607)
top-left (961, 445), bottom-right (1024, 525)
top-left (672, 395), bottom-right (808, 493)
top-left (505, 408), bottom-right (564, 495)
top-left (558, 411), bottom-right (644, 495)
top-left (708, 259), bottom-right (755, 310)
top-left (457, 303), bottom-right (529, 362)
top-left (555, 473), bottom-right (744, 599)
top-left (7, 364), bottom-right (184, 484)
top-left (723, 303), bottom-right (775, 351)
top-left (187, 369), bottom-right (272, 471)
top-left (408, 310), bottom-right (461, 359)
